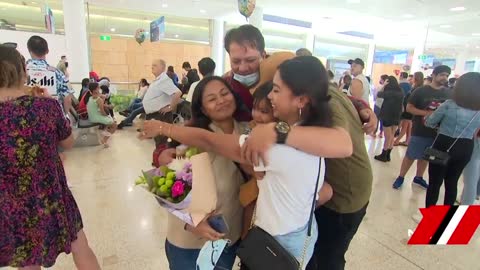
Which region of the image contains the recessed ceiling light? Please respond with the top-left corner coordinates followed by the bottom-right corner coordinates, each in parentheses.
top-left (162, 3), bottom-right (168, 8)
top-left (450, 6), bottom-right (466, 11)
top-left (200, 9), bottom-right (206, 13)
top-left (174, 34), bottom-right (179, 38)
top-left (403, 14), bottom-right (414, 18)
top-left (31, 1), bottom-right (36, 4)
top-left (476, 46), bottom-right (480, 49)
top-left (110, 28), bottom-right (116, 32)
top-left (440, 25), bottom-right (452, 28)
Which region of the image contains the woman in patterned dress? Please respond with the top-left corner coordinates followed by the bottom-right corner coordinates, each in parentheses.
top-left (0, 46), bottom-right (101, 269)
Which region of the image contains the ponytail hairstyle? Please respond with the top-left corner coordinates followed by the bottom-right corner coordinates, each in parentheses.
top-left (0, 46), bottom-right (26, 89)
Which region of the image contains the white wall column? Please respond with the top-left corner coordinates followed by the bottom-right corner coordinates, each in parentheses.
top-left (248, 6), bottom-right (263, 31)
top-left (210, 19), bottom-right (225, 76)
top-left (62, 0), bottom-right (90, 82)
top-left (454, 51), bottom-right (468, 76)
top-left (412, 27), bottom-right (429, 73)
top-left (305, 32), bottom-right (315, 54)
top-left (474, 58), bottom-right (480, 72)
top-left (366, 40), bottom-right (376, 76)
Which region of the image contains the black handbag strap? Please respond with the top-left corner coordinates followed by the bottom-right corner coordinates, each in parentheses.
top-left (307, 157), bottom-right (322, 237)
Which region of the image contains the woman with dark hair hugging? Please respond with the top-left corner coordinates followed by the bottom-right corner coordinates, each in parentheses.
top-left (141, 56), bottom-right (353, 269)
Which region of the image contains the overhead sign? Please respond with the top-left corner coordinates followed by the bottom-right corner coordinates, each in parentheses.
top-left (150, 16), bottom-right (166, 42)
top-left (100, 35), bottom-right (111, 41)
top-left (418, 55), bottom-right (428, 60)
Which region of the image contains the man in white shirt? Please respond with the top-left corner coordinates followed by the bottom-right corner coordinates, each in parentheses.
top-left (186, 57), bottom-right (216, 103)
top-left (348, 58), bottom-right (371, 106)
top-left (119, 59), bottom-right (182, 146)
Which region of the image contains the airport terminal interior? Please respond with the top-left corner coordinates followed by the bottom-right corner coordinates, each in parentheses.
top-left (1, 0), bottom-right (480, 269)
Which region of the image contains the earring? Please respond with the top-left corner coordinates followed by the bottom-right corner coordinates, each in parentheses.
top-left (299, 108), bottom-right (302, 118)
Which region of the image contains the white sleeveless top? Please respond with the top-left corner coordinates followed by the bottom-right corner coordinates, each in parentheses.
top-left (349, 73), bottom-right (371, 105)
top-left (238, 135), bottom-right (325, 236)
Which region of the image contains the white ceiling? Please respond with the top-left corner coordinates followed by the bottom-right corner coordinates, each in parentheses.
top-left (85, 0), bottom-right (480, 53)
top-left (1, 0), bottom-right (480, 57)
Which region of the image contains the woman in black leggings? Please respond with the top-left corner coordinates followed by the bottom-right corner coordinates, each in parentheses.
top-left (424, 73), bottom-right (480, 207)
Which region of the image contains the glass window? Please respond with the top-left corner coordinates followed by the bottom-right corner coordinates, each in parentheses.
top-left (87, 5), bottom-right (210, 44)
top-left (225, 22), bottom-right (307, 53)
top-left (314, 36), bottom-right (369, 61)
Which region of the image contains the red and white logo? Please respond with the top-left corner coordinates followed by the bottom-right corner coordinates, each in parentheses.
top-left (408, 206), bottom-right (480, 245)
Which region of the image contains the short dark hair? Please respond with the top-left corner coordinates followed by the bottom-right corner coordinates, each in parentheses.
top-left (88, 82), bottom-right (99, 91)
top-left (81, 78), bottom-right (90, 88)
top-left (296, 48), bottom-right (312, 57)
top-left (408, 74), bottom-right (414, 78)
top-left (400, 72), bottom-right (408, 79)
top-left (27, 35), bottom-right (49, 56)
top-left (448, 77), bottom-right (457, 85)
top-left (182, 62), bottom-right (191, 69)
top-left (432, 65), bottom-right (451, 76)
top-left (168, 66), bottom-right (175, 73)
top-left (224, 24), bottom-right (265, 54)
top-left (453, 72), bottom-right (480, 110)
top-left (380, 74), bottom-right (389, 81)
top-left (198, 57), bottom-right (216, 77)
top-left (61, 55), bottom-right (66, 59)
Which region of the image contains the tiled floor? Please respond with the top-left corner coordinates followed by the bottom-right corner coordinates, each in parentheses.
top-left (3, 124), bottom-right (479, 270)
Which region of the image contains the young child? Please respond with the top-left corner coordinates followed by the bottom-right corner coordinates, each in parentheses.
top-left (239, 81), bottom-right (333, 238)
top-left (100, 84), bottom-right (115, 119)
top-left (86, 82), bottom-right (117, 147)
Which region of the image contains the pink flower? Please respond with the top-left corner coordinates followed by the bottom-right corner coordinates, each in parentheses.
top-left (171, 181), bottom-right (185, 198)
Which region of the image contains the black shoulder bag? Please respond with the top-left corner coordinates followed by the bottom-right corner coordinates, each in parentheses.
top-left (423, 112), bottom-right (479, 166)
top-left (236, 158), bottom-right (322, 270)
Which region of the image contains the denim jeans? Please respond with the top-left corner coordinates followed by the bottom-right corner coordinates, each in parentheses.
top-left (128, 98), bottom-right (143, 111)
top-left (462, 137), bottom-right (480, 205)
top-left (165, 240), bottom-right (239, 270)
top-left (122, 106), bottom-right (145, 124)
top-left (274, 220), bottom-right (318, 270)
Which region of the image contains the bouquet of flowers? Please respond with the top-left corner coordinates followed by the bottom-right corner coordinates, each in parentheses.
top-left (135, 145), bottom-right (217, 225)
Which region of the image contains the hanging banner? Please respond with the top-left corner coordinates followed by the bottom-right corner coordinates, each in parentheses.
top-left (43, 5), bottom-right (55, 34)
top-left (150, 16), bottom-right (166, 42)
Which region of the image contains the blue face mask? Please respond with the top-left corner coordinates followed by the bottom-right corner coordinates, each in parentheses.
top-left (196, 239), bottom-right (230, 270)
top-left (233, 72), bottom-right (259, 87)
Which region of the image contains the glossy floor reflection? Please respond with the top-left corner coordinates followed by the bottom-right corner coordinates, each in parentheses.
top-left (3, 127), bottom-right (479, 270)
